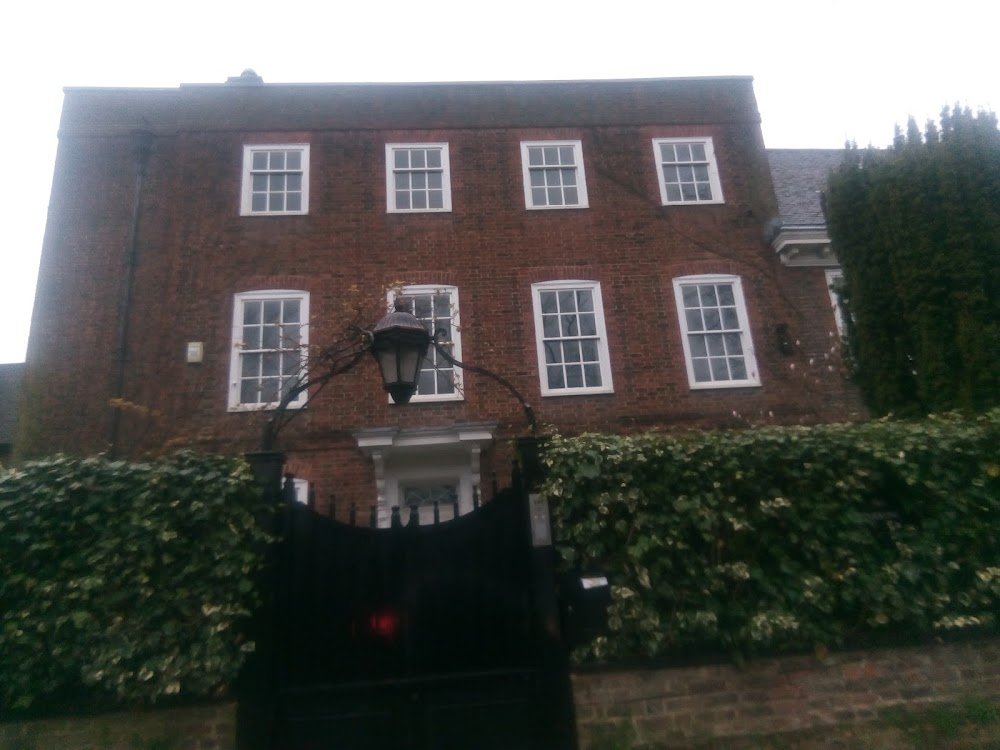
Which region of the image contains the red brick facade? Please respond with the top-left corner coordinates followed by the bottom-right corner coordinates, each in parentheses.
top-left (22, 78), bottom-right (863, 517)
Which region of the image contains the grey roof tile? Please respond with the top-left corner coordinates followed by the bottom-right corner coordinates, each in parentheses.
top-left (767, 149), bottom-right (845, 226)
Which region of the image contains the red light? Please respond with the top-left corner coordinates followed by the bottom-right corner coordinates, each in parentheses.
top-left (369, 610), bottom-right (400, 639)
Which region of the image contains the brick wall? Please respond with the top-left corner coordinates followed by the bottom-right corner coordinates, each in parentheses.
top-left (21, 79), bottom-right (862, 512)
top-left (571, 639), bottom-right (1000, 748)
top-left (0, 701), bottom-right (236, 750)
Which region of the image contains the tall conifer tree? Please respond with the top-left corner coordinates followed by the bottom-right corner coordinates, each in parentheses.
top-left (826, 106), bottom-right (1000, 415)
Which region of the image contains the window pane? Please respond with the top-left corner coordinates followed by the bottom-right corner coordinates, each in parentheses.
top-left (564, 187), bottom-right (579, 204)
top-left (557, 290), bottom-right (576, 311)
top-left (528, 147), bottom-right (543, 166)
top-left (437, 369), bottom-right (455, 393)
top-left (395, 191), bottom-right (410, 209)
top-left (689, 335), bottom-right (707, 357)
top-left (717, 285), bottom-right (735, 305)
top-left (565, 365), bottom-right (583, 388)
top-left (691, 143), bottom-right (706, 161)
top-left (542, 315), bottom-right (560, 338)
top-left (414, 295), bottom-right (432, 318)
top-left (666, 184), bottom-right (682, 202)
top-left (685, 309), bottom-right (704, 332)
top-left (680, 184), bottom-right (696, 201)
top-left (417, 369), bottom-right (436, 394)
top-left (240, 380), bottom-right (258, 404)
top-left (262, 325), bottom-right (280, 349)
top-left (704, 308), bottom-right (721, 330)
top-left (426, 150), bottom-right (441, 168)
top-left (564, 341), bottom-right (582, 363)
top-left (540, 292), bottom-right (557, 314)
top-left (532, 187), bottom-right (547, 205)
top-left (710, 358), bottom-right (730, 381)
top-left (547, 366), bottom-right (565, 389)
top-left (721, 307), bottom-right (739, 329)
top-left (681, 286), bottom-right (699, 308)
top-left (676, 144), bottom-right (692, 161)
top-left (581, 339), bottom-right (599, 362)
top-left (706, 334), bottom-right (725, 356)
top-left (561, 314), bottom-right (578, 336)
top-left (260, 379), bottom-right (279, 403)
top-left (433, 294), bottom-right (451, 318)
top-left (559, 146), bottom-right (574, 164)
top-left (287, 151), bottom-right (301, 170)
top-left (242, 326), bottom-right (260, 350)
top-left (579, 313), bottom-right (597, 336)
top-left (699, 285), bottom-right (718, 306)
top-left (282, 352), bottom-right (301, 376)
top-left (252, 194), bottom-right (267, 211)
top-left (429, 191), bottom-right (443, 209)
top-left (692, 359), bottom-right (712, 382)
top-left (412, 172), bottom-right (426, 189)
top-left (286, 194), bottom-right (301, 211)
top-left (729, 358), bottom-right (747, 380)
top-left (412, 193), bottom-right (427, 209)
top-left (544, 341), bottom-right (562, 363)
top-left (547, 187), bottom-right (563, 205)
top-left (262, 352), bottom-right (281, 376)
top-left (428, 172), bottom-right (442, 189)
top-left (252, 152), bottom-right (267, 170)
top-left (283, 324), bottom-right (301, 345)
top-left (583, 363), bottom-right (602, 387)
top-left (241, 353), bottom-right (261, 378)
top-left (723, 333), bottom-right (743, 355)
top-left (697, 184), bottom-right (713, 201)
top-left (394, 150), bottom-right (408, 169)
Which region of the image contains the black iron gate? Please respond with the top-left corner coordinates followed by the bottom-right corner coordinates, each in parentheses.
top-left (246, 484), bottom-right (575, 750)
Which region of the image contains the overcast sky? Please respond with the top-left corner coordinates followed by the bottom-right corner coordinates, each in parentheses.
top-left (1, 0), bottom-right (995, 363)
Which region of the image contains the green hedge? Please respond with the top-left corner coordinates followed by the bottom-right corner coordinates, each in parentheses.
top-left (0, 452), bottom-right (273, 711)
top-left (541, 411), bottom-right (1000, 663)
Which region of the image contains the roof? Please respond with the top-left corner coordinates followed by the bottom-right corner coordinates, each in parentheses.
top-left (57, 77), bottom-right (763, 137)
top-left (0, 362), bottom-right (24, 446)
top-left (767, 149), bottom-right (845, 226)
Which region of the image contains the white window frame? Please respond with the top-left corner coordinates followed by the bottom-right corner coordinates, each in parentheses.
top-left (672, 274), bottom-right (760, 389)
top-left (531, 280), bottom-right (614, 397)
top-left (228, 290), bottom-right (310, 411)
top-left (385, 143), bottom-right (452, 213)
top-left (520, 140), bottom-right (589, 209)
top-left (652, 137), bottom-right (724, 205)
top-left (240, 144), bottom-right (310, 216)
top-left (388, 285), bottom-right (463, 402)
top-left (825, 269), bottom-right (847, 337)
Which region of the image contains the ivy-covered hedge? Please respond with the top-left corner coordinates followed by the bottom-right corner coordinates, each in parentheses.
top-left (541, 411), bottom-right (1000, 663)
top-left (0, 452), bottom-right (273, 712)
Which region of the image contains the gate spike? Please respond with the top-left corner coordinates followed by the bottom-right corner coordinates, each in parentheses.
top-left (407, 503), bottom-right (420, 527)
top-left (327, 494), bottom-right (336, 518)
top-left (370, 504), bottom-right (378, 528)
top-left (390, 506), bottom-right (402, 529)
top-left (349, 502), bottom-right (357, 526)
top-left (453, 497), bottom-right (460, 519)
top-left (433, 501), bottom-right (440, 525)
top-left (472, 485), bottom-right (480, 510)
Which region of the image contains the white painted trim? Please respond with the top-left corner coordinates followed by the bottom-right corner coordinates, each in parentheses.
top-left (672, 274), bottom-right (760, 389)
top-left (825, 268), bottom-right (847, 337)
top-left (519, 140), bottom-right (589, 210)
top-left (652, 137), bottom-right (724, 206)
top-left (228, 289), bottom-right (310, 411)
top-left (388, 285), bottom-right (464, 402)
top-left (355, 424), bottom-right (495, 528)
top-left (385, 142), bottom-right (452, 213)
top-left (530, 280), bottom-right (614, 397)
top-left (239, 144), bottom-right (310, 216)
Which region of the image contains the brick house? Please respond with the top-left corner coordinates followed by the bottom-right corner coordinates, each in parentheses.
top-left (20, 74), bottom-right (862, 522)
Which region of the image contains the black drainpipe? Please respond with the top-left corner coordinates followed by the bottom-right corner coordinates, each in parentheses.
top-left (108, 129), bottom-right (154, 458)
